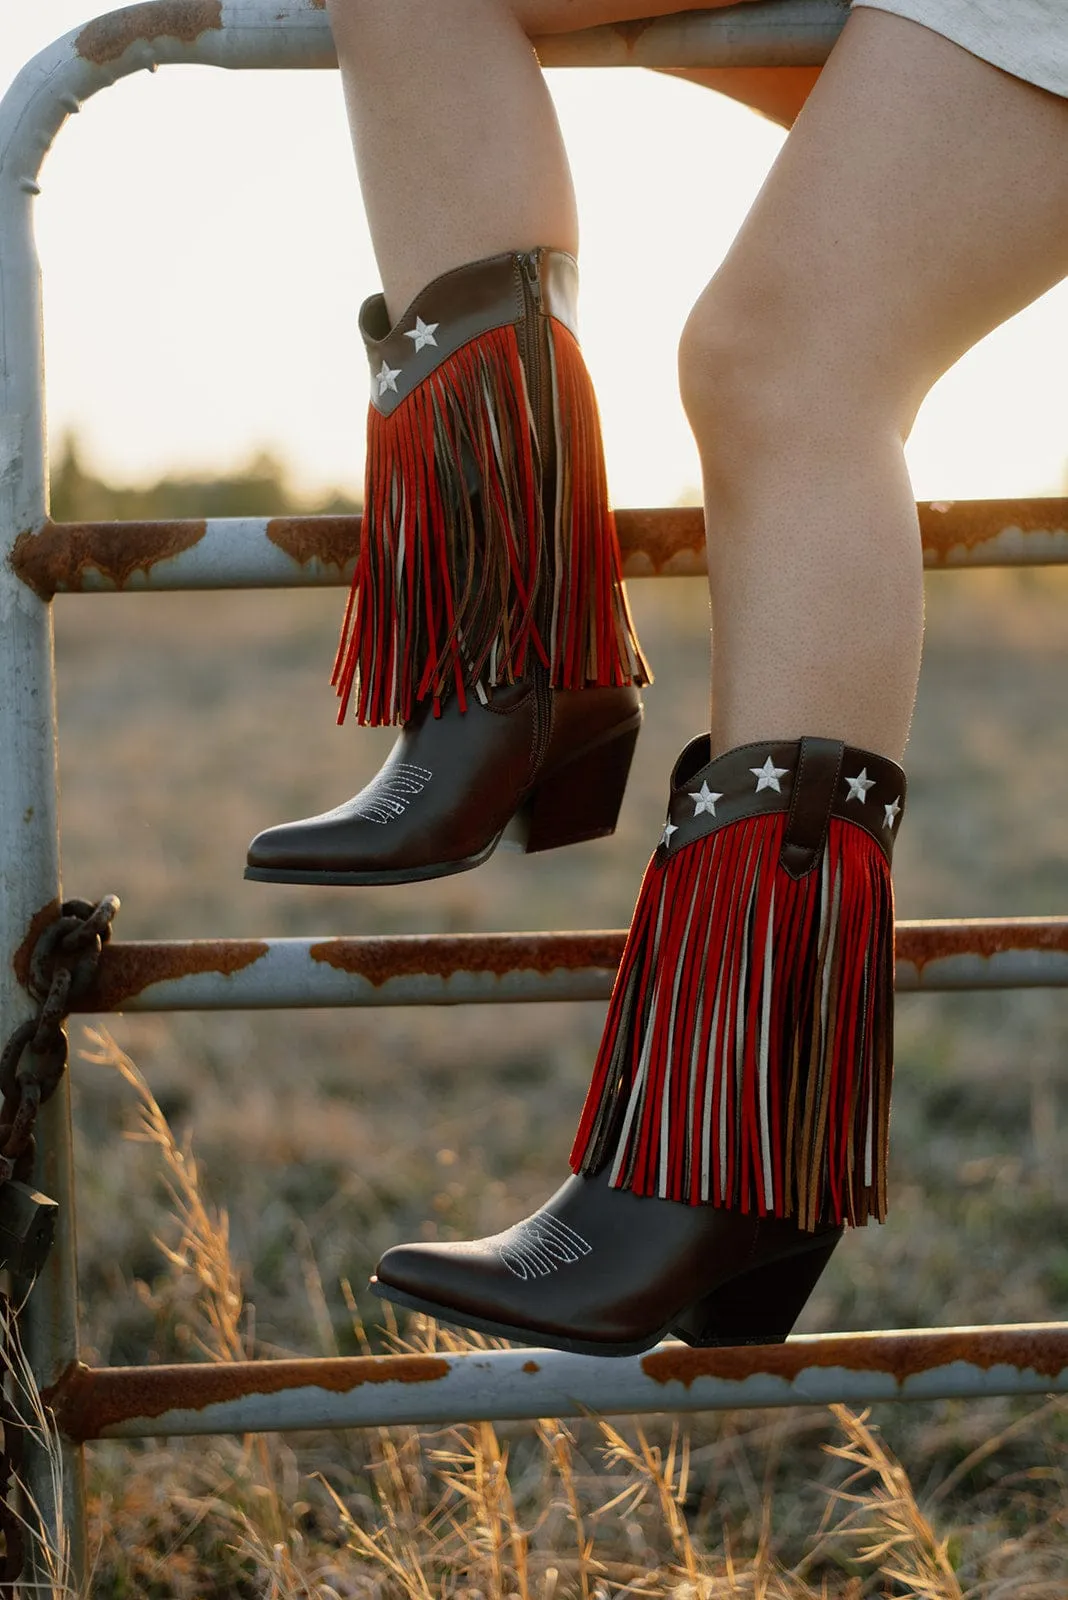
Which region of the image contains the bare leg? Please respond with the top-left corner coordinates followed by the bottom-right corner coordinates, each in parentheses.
top-left (325, 0), bottom-right (720, 316)
top-left (253, 0), bottom-right (684, 880)
top-left (679, 8), bottom-right (1068, 761)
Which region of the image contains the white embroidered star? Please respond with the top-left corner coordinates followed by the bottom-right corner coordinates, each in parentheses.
top-left (376, 360), bottom-right (401, 396)
top-left (750, 757), bottom-right (788, 794)
top-left (660, 821), bottom-right (678, 848)
top-left (884, 796), bottom-right (902, 829)
top-left (404, 316), bottom-right (439, 352)
top-left (689, 782), bottom-right (723, 818)
top-left (845, 768), bottom-right (876, 804)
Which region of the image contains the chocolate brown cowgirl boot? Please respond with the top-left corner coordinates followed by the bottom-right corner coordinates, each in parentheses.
top-left (371, 735), bottom-right (906, 1354)
top-left (246, 249), bottom-right (649, 886)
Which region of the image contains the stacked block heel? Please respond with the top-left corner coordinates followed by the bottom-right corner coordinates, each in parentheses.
top-left (511, 721), bottom-right (641, 854)
top-left (671, 1233), bottom-right (842, 1349)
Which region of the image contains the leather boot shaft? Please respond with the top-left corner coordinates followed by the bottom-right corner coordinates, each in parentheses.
top-left (333, 249), bottom-right (650, 728)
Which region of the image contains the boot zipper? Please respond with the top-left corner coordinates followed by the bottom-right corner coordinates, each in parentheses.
top-left (519, 250), bottom-right (557, 699)
top-left (519, 250), bottom-right (552, 454)
top-left (533, 658), bottom-right (553, 768)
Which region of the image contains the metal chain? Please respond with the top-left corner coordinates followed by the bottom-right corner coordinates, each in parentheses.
top-left (0, 894), bottom-right (120, 1589)
top-left (0, 896), bottom-right (119, 1183)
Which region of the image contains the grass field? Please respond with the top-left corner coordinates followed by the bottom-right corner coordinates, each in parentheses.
top-left (47, 559), bottom-right (1068, 1594)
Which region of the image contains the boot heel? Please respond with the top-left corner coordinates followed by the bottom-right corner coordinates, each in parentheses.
top-left (672, 1235), bottom-right (840, 1349)
top-left (514, 722), bottom-right (640, 854)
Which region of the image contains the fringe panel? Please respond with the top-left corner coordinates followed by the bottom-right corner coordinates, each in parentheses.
top-left (333, 324), bottom-right (544, 726)
top-left (569, 814), bottom-right (895, 1227)
top-left (546, 322), bottom-right (650, 690)
top-left (333, 319), bottom-right (650, 728)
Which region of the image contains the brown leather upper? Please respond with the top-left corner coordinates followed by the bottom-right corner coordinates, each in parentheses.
top-left (360, 249), bottom-right (581, 418)
top-left (661, 735), bottom-right (906, 871)
top-left (374, 1166), bottom-right (840, 1351)
top-left (246, 680), bottom-right (640, 878)
top-left (781, 736), bottom-right (846, 878)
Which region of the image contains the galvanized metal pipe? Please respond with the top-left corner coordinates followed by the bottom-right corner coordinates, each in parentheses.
top-left (11, 499), bottom-right (1068, 598)
top-left (47, 1324), bottom-right (1068, 1440)
top-left (70, 920), bottom-right (1068, 1014)
top-left (0, 35), bottom-right (88, 1599)
top-left (10, 0), bottom-right (850, 118)
top-left (537, 0), bottom-right (848, 68)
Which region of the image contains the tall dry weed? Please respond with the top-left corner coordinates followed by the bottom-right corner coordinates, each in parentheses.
top-left (82, 1026), bottom-right (336, 1595)
top-left (809, 1405), bottom-right (963, 1598)
top-left (0, 1292), bottom-right (77, 1596)
top-left (69, 1025), bottom-right (1068, 1599)
top-left (81, 1027), bottom-right (245, 1366)
top-left (329, 1311), bottom-right (838, 1599)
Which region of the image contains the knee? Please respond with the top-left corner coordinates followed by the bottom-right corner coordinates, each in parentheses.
top-left (678, 287), bottom-right (780, 468)
top-left (678, 278), bottom-right (835, 463)
top-left (678, 274), bottom-right (916, 479)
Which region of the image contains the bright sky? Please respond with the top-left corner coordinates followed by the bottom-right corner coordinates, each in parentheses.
top-left (3, 3), bottom-right (1067, 506)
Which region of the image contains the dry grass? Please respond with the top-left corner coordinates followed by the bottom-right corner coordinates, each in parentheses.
top-left (34, 545), bottom-right (1068, 1594)
top-left (811, 1408), bottom-right (964, 1599)
top-left (51, 1027), bottom-right (1064, 1597)
top-left (0, 1294), bottom-right (77, 1595)
top-left (81, 1028), bottom-right (339, 1595)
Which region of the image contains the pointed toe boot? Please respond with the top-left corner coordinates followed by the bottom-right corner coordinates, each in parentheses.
top-left (246, 249), bottom-right (649, 887)
top-left (245, 680), bottom-right (641, 886)
top-left (373, 1168), bottom-right (842, 1357)
top-left (372, 734), bottom-right (907, 1351)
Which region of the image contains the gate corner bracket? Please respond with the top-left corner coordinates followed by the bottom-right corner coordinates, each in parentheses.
top-left (39, 1359), bottom-right (92, 1443)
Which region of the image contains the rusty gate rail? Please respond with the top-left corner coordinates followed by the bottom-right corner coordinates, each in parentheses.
top-left (10, 499), bottom-right (1068, 597)
top-left (45, 1325), bottom-right (1068, 1440)
top-left (3, 2), bottom-right (1068, 1594)
top-left (55, 920), bottom-right (1068, 1014)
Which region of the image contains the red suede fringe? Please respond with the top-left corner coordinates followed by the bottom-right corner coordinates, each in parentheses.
top-left (547, 324), bottom-right (647, 691)
top-left (569, 814), bottom-right (896, 1228)
top-left (332, 320), bottom-right (649, 727)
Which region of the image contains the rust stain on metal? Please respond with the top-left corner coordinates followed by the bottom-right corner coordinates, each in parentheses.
top-left (48, 1356), bottom-right (451, 1441)
top-left (522, 1360), bottom-right (540, 1373)
top-left (79, 941), bottom-right (269, 1012)
top-left (13, 499), bottom-right (1064, 598)
top-left (12, 899), bottom-right (60, 990)
top-left (616, 500), bottom-right (1068, 578)
top-left (34, 923), bottom-right (1068, 1010)
top-left (617, 508), bottom-right (705, 578)
top-left (12, 521), bottom-right (207, 599)
top-left (918, 498), bottom-right (1068, 565)
top-left (76, 0), bottom-right (223, 63)
top-left (309, 932), bottom-right (627, 988)
top-left (613, 20), bottom-right (656, 51)
top-left (896, 919), bottom-right (1068, 978)
top-left (265, 516), bottom-right (361, 573)
top-left (641, 1328), bottom-right (1068, 1390)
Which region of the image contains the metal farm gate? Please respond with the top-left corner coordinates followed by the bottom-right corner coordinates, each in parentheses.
top-left (2, 0), bottom-right (1068, 1589)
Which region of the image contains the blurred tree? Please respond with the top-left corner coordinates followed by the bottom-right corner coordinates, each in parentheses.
top-left (49, 434), bottom-right (361, 521)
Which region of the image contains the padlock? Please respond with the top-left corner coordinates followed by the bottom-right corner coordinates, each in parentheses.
top-left (0, 1181), bottom-right (58, 1280)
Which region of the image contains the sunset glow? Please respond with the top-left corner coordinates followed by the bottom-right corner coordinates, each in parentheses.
top-left (4, 3), bottom-right (1067, 508)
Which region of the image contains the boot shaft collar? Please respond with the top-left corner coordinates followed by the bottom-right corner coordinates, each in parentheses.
top-left (660, 735), bottom-right (906, 870)
top-left (359, 249), bottom-right (580, 417)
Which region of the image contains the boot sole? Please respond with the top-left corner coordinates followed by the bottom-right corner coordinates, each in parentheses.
top-left (369, 1275), bottom-right (670, 1358)
top-left (243, 834), bottom-right (502, 887)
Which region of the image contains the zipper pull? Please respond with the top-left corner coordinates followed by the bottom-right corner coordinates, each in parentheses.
top-left (521, 250), bottom-right (543, 306)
